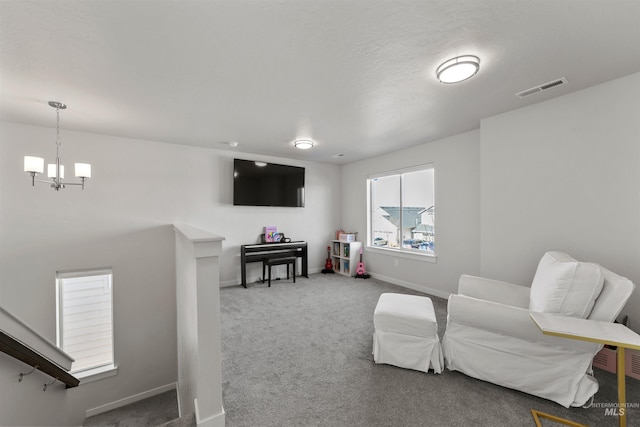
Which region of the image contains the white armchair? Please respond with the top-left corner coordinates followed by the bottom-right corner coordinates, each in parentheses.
top-left (442, 252), bottom-right (635, 407)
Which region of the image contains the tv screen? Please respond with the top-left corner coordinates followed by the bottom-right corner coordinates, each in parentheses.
top-left (233, 159), bottom-right (305, 207)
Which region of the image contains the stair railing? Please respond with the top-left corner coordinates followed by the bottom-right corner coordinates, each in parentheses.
top-left (1, 329), bottom-right (79, 388)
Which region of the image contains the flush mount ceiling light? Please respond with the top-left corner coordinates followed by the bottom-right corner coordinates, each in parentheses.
top-left (294, 139), bottom-right (314, 150)
top-left (436, 55), bottom-right (480, 84)
top-left (24, 101), bottom-right (91, 190)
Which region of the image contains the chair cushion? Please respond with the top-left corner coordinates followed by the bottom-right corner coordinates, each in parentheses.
top-left (588, 267), bottom-right (635, 322)
top-left (529, 252), bottom-right (604, 318)
top-left (265, 256), bottom-right (296, 265)
top-left (374, 293), bottom-right (437, 338)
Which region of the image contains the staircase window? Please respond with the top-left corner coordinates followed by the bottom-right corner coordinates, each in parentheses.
top-left (56, 268), bottom-right (114, 376)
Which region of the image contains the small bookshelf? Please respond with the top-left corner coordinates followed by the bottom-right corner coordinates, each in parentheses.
top-left (330, 240), bottom-right (362, 277)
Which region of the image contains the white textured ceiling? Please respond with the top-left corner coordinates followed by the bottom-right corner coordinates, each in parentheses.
top-left (1, 0), bottom-right (639, 164)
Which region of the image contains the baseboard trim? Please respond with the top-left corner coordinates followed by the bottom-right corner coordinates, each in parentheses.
top-left (370, 273), bottom-right (451, 300)
top-left (220, 279), bottom-right (238, 287)
top-left (86, 382), bottom-right (177, 418)
top-left (176, 384), bottom-right (183, 418)
top-left (194, 398), bottom-right (225, 427)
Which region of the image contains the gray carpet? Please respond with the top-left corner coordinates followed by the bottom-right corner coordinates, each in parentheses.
top-left (83, 389), bottom-right (180, 427)
top-left (220, 273), bottom-right (639, 427)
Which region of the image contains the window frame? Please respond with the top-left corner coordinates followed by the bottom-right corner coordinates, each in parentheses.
top-left (366, 164), bottom-right (436, 262)
top-left (56, 267), bottom-right (117, 381)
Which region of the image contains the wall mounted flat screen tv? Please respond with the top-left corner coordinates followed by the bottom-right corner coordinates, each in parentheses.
top-left (233, 159), bottom-right (305, 207)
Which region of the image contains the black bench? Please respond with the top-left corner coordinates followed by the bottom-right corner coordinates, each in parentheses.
top-left (263, 256), bottom-right (297, 287)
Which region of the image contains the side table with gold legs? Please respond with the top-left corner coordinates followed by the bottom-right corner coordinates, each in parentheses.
top-left (530, 312), bottom-right (640, 427)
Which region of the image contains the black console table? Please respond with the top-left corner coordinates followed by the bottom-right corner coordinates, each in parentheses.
top-left (240, 241), bottom-right (308, 287)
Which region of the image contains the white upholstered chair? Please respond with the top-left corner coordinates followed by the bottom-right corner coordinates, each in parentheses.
top-left (442, 252), bottom-right (635, 407)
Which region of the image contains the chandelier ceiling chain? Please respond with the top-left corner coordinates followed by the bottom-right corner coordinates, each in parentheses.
top-left (55, 103), bottom-right (61, 147)
top-left (23, 101), bottom-right (92, 191)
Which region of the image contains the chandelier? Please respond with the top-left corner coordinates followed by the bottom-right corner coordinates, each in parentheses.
top-left (24, 101), bottom-right (91, 190)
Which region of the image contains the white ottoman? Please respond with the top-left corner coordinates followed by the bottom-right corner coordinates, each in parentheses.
top-left (373, 293), bottom-right (443, 374)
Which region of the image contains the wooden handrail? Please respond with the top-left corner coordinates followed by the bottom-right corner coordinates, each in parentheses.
top-left (0, 330), bottom-right (79, 388)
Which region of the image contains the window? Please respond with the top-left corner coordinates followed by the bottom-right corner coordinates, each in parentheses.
top-left (368, 165), bottom-right (435, 255)
top-left (56, 268), bottom-right (114, 376)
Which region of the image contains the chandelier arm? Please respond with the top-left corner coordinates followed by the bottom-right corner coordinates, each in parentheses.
top-left (32, 179), bottom-right (79, 185)
top-left (56, 182), bottom-right (83, 186)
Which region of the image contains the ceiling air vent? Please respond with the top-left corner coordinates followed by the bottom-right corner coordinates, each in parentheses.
top-left (516, 77), bottom-right (568, 98)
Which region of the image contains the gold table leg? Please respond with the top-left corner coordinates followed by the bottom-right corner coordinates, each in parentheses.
top-left (618, 347), bottom-right (626, 427)
top-left (530, 409), bottom-right (588, 427)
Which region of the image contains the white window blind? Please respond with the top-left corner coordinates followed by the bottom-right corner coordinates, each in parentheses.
top-left (57, 269), bottom-right (113, 374)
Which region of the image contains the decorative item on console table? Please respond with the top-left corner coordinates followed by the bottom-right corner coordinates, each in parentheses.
top-left (265, 226), bottom-right (277, 242)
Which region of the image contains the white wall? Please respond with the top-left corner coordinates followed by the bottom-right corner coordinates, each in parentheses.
top-left (0, 122), bottom-right (341, 426)
top-left (341, 130), bottom-right (481, 297)
top-left (340, 73), bottom-right (640, 330)
top-left (480, 73), bottom-right (640, 331)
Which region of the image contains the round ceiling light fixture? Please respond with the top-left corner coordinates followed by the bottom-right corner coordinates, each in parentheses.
top-left (436, 55), bottom-right (480, 84)
top-left (294, 139), bottom-right (314, 150)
